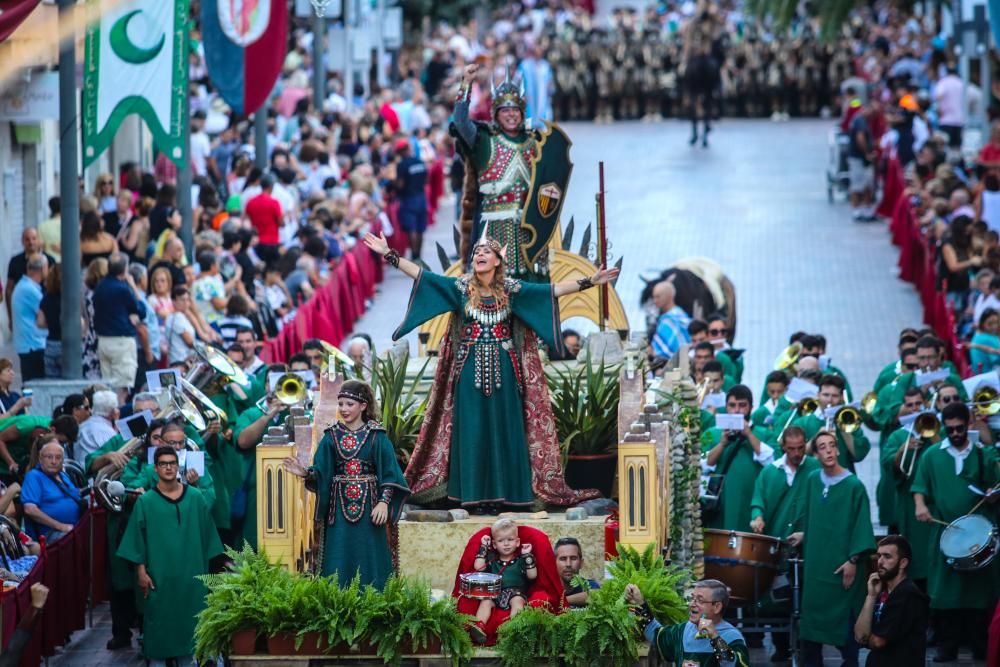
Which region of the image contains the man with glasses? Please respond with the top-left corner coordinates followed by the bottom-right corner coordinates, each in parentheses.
top-left (625, 578), bottom-right (750, 666)
top-left (706, 314), bottom-right (743, 384)
top-left (911, 402), bottom-right (998, 662)
top-left (20, 437), bottom-right (82, 542)
top-left (118, 446), bottom-right (223, 667)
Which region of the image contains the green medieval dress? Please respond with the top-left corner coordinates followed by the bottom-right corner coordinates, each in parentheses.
top-left (796, 469), bottom-right (875, 647)
top-left (117, 485), bottom-right (223, 660)
top-left (910, 441), bottom-right (999, 610)
top-left (394, 270), bottom-right (578, 507)
top-left (306, 421), bottom-right (409, 588)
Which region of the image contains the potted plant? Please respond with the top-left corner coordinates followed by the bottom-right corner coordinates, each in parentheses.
top-left (372, 350), bottom-right (430, 466)
top-left (365, 576), bottom-right (474, 666)
top-left (546, 351), bottom-right (621, 496)
top-left (194, 545), bottom-right (287, 661)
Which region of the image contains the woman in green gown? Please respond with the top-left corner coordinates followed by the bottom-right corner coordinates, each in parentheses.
top-left (362, 232), bottom-right (618, 511)
top-left (284, 380), bottom-right (409, 588)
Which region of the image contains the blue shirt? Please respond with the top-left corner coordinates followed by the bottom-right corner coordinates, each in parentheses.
top-left (20, 468), bottom-right (82, 539)
top-left (651, 306), bottom-right (692, 360)
top-left (142, 291), bottom-right (160, 360)
top-left (93, 276), bottom-right (146, 337)
top-left (11, 276), bottom-right (46, 354)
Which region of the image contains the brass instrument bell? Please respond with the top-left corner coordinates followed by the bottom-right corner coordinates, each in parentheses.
top-left (774, 342), bottom-right (802, 371)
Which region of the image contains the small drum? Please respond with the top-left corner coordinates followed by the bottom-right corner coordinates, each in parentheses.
top-left (704, 529), bottom-right (784, 602)
top-left (939, 514), bottom-right (998, 571)
top-left (459, 573), bottom-right (502, 599)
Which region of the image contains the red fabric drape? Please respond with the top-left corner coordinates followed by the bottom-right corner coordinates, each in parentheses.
top-left (880, 160), bottom-right (971, 378)
top-left (261, 243), bottom-right (386, 364)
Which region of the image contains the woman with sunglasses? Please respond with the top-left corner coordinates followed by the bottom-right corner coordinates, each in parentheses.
top-left (93, 172), bottom-right (117, 215)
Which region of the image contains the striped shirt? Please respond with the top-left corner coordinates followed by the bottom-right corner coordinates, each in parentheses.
top-left (651, 306), bottom-right (692, 360)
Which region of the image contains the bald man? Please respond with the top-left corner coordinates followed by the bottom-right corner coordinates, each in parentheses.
top-left (5, 228), bottom-right (56, 324)
top-left (650, 281), bottom-right (692, 360)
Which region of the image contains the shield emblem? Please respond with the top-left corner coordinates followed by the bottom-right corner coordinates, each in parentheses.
top-left (218, 0), bottom-right (270, 46)
top-left (520, 122), bottom-right (573, 268)
top-left (537, 183), bottom-right (562, 218)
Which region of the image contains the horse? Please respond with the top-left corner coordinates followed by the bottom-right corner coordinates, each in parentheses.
top-left (639, 257), bottom-right (737, 344)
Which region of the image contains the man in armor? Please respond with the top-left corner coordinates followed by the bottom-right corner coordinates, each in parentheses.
top-left (451, 64), bottom-right (561, 280)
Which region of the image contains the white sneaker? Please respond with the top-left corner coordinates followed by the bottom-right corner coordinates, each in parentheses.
top-left (770, 111), bottom-right (781, 121)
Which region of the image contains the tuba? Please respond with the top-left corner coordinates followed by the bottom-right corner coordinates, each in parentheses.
top-left (181, 341), bottom-right (244, 425)
top-left (93, 387), bottom-right (203, 512)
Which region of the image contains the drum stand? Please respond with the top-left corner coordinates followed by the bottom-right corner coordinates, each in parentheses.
top-left (725, 557), bottom-right (803, 666)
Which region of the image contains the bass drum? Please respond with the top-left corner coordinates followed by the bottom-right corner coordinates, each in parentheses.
top-left (704, 529), bottom-right (784, 602)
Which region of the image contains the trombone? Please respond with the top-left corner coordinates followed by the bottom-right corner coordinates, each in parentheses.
top-left (898, 411), bottom-right (940, 478)
top-left (776, 396), bottom-right (820, 442)
top-left (828, 405), bottom-right (863, 434)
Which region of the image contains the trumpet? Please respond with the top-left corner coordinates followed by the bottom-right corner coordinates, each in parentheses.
top-left (860, 391), bottom-right (878, 414)
top-left (898, 411), bottom-right (940, 478)
top-left (832, 405), bottom-right (862, 434)
top-left (776, 396), bottom-right (820, 441)
top-left (255, 373), bottom-right (309, 412)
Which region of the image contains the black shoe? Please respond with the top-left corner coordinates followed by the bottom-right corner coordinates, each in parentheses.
top-left (106, 636), bottom-right (131, 650)
top-left (702, 136), bottom-right (709, 148)
top-left (770, 648), bottom-right (791, 662)
top-left (932, 649), bottom-right (958, 662)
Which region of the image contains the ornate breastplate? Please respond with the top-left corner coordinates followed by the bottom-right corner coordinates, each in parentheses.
top-left (479, 133), bottom-right (537, 275)
top-left (327, 422), bottom-right (377, 524)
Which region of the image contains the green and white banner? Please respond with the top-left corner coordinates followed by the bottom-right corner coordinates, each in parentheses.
top-left (83, 0), bottom-right (189, 167)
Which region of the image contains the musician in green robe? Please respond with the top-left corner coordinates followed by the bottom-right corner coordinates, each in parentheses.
top-left (285, 381), bottom-right (409, 588)
top-left (880, 401), bottom-right (938, 582)
top-left (625, 578), bottom-right (750, 666)
top-left (872, 327), bottom-right (920, 394)
top-left (875, 388), bottom-right (925, 531)
top-left (788, 431), bottom-right (875, 666)
top-left (911, 401), bottom-right (999, 661)
top-left (227, 396), bottom-right (290, 549)
top-left (750, 371), bottom-right (791, 439)
top-left (0, 415), bottom-right (51, 478)
top-left (117, 446), bottom-right (223, 665)
top-left (701, 385), bottom-right (774, 532)
top-left (748, 425), bottom-right (817, 663)
top-left (363, 231), bottom-right (616, 510)
top-left (791, 374), bottom-right (871, 472)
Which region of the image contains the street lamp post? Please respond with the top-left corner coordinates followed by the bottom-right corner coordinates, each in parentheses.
top-left (58, 0), bottom-right (82, 379)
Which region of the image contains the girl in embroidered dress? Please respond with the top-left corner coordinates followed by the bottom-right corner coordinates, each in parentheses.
top-left (283, 380), bottom-right (409, 588)
top-left (362, 231), bottom-right (618, 512)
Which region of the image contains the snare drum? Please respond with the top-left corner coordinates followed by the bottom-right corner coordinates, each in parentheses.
top-left (459, 572), bottom-right (502, 599)
top-left (939, 514), bottom-right (998, 571)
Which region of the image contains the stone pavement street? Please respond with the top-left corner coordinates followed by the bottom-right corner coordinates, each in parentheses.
top-left (47, 120), bottom-right (984, 666)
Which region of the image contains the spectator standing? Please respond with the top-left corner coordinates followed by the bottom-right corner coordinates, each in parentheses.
top-left (37, 197), bottom-right (61, 263)
top-left (149, 184), bottom-right (182, 245)
top-left (129, 264), bottom-right (159, 386)
top-left (191, 251), bottom-right (228, 324)
top-left (933, 68), bottom-right (964, 149)
top-left (4, 228), bottom-right (55, 326)
top-left (235, 327), bottom-right (266, 377)
top-left (854, 535), bottom-right (929, 666)
top-left (83, 258), bottom-right (109, 378)
top-left (190, 109), bottom-right (214, 178)
top-left (93, 253), bottom-right (147, 391)
top-left (12, 255), bottom-right (49, 381)
top-left (119, 196), bottom-right (152, 264)
top-left (649, 281), bottom-right (692, 361)
top-left (80, 210), bottom-right (119, 267)
top-left (94, 172), bottom-right (117, 214)
top-left (103, 189), bottom-right (135, 240)
top-left (150, 237), bottom-right (188, 287)
top-left (394, 139), bottom-right (429, 259)
top-left (245, 174), bottom-right (284, 264)
top-left (117, 446), bottom-right (223, 667)
top-left (847, 105), bottom-right (878, 222)
top-left (21, 436), bottom-right (82, 542)
top-left (37, 264), bottom-right (64, 378)
top-left (76, 390), bottom-right (119, 466)
top-left (164, 287), bottom-right (200, 364)
top-left (0, 359), bottom-right (29, 419)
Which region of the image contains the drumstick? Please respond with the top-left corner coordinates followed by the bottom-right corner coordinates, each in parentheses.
top-left (928, 517), bottom-right (952, 527)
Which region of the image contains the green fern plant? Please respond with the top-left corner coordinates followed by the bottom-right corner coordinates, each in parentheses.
top-left (193, 544), bottom-right (290, 662)
top-left (495, 606), bottom-right (559, 667)
top-left (372, 350), bottom-right (430, 465)
top-left (600, 544), bottom-right (691, 625)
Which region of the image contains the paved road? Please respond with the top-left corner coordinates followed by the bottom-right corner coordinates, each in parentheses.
top-left (50, 120), bottom-right (983, 666)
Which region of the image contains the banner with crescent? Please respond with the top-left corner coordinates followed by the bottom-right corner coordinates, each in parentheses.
top-left (519, 122), bottom-right (573, 269)
top-left (82, 0), bottom-right (190, 167)
top-left (201, 0), bottom-right (287, 116)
